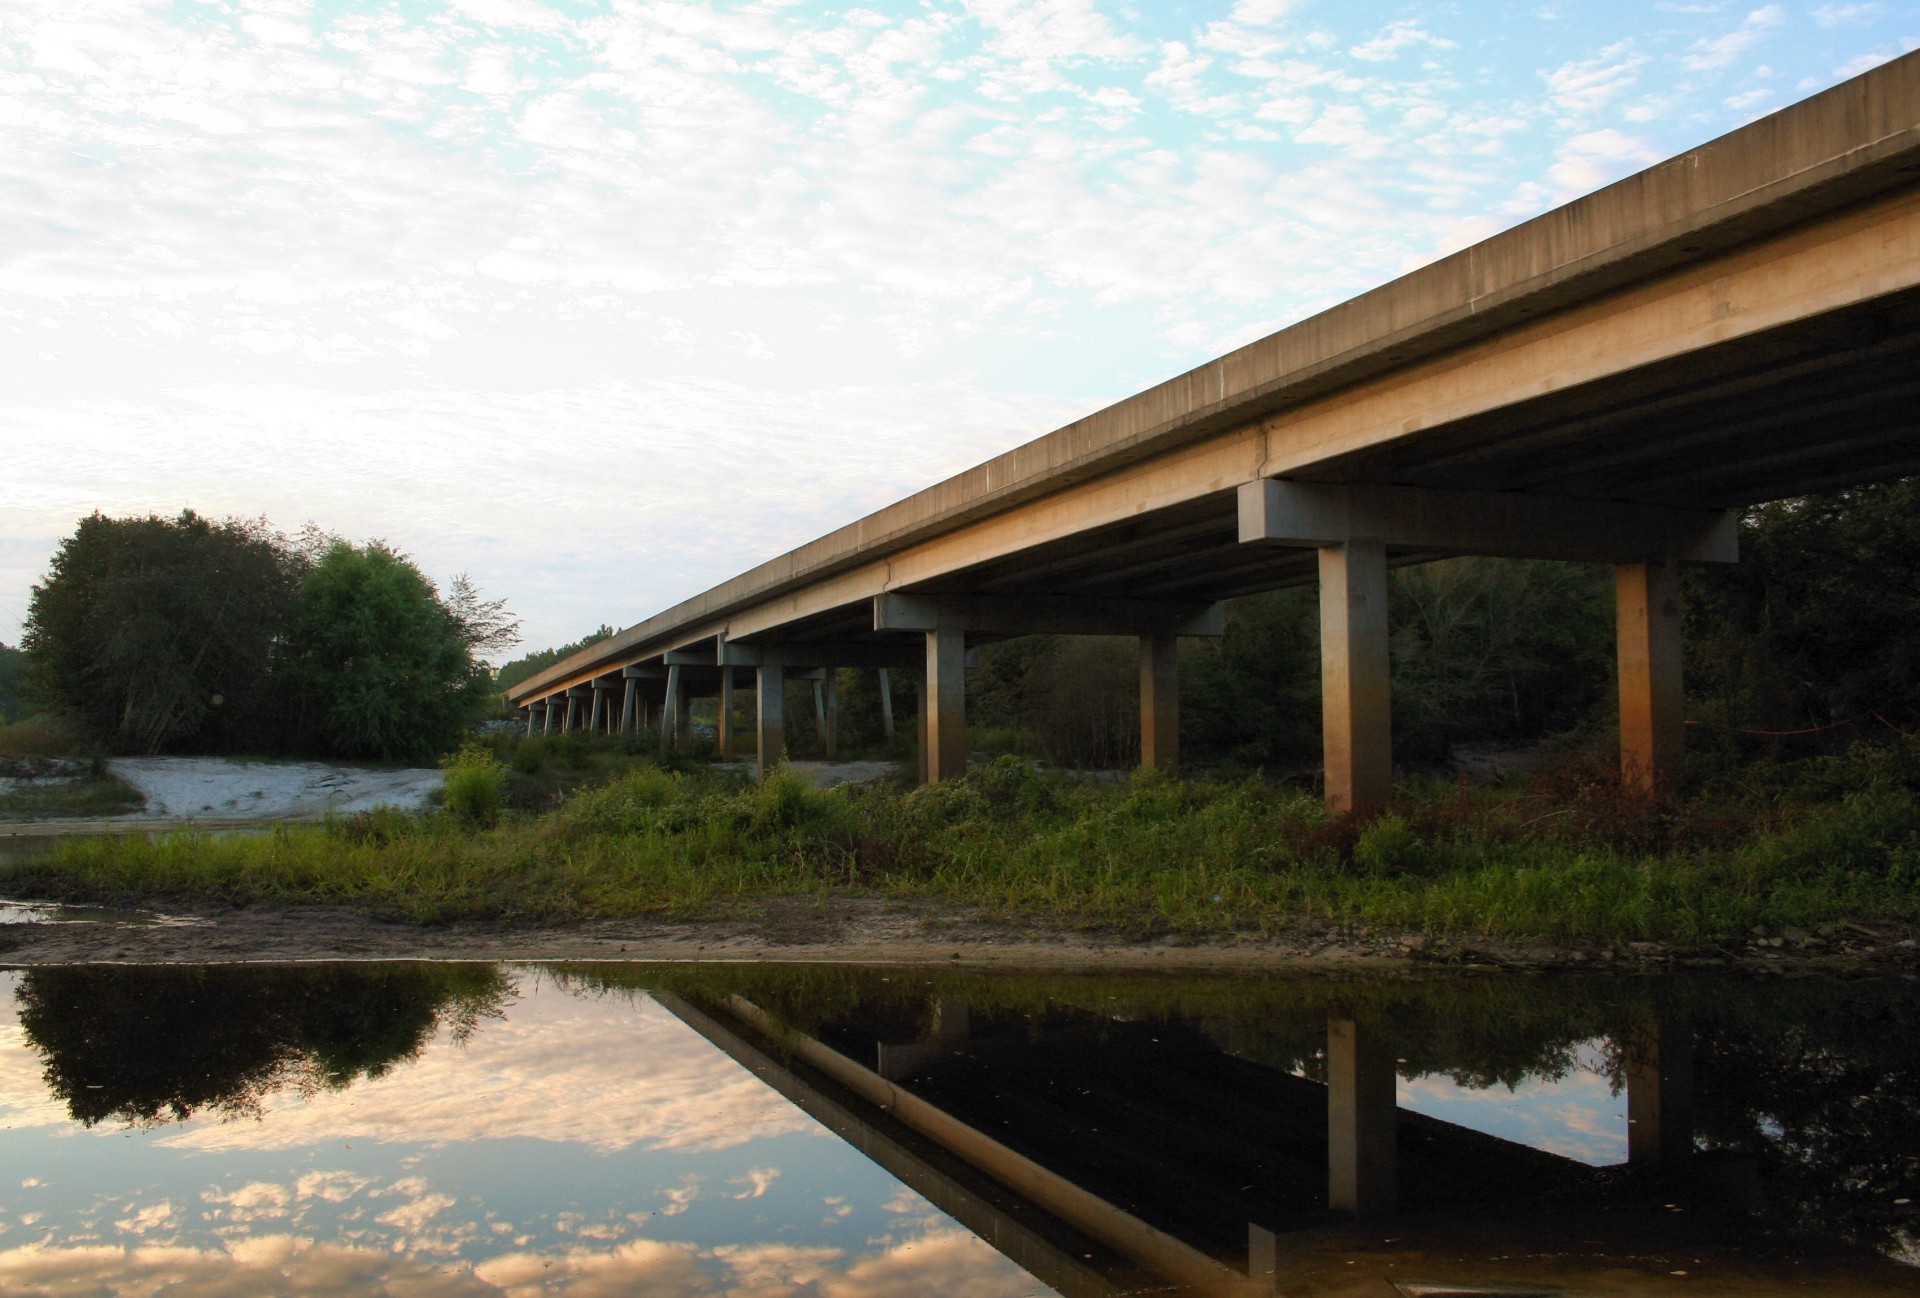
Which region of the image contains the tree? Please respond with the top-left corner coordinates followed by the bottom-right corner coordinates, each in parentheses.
top-left (22, 511), bottom-right (304, 753)
top-left (280, 541), bottom-right (510, 761)
top-left (0, 642), bottom-right (27, 724)
top-left (495, 624), bottom-right (615, 696)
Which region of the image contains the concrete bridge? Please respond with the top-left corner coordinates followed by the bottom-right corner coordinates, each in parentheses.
top-left (509, 53), bottom-right (1920, 810)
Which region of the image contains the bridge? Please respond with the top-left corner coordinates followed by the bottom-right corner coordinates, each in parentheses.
top-left (508, 52), bottom-right (1920, 810)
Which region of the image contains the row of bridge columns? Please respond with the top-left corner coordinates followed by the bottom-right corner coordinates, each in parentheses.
top-left (520, 481), bottom-right (1731, 810)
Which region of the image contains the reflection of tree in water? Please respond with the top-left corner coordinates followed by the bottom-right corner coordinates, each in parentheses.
top-left (1691, 982), bottom-right (1920, 1261)
top-left (16, 962), bottom-right (515, 1127)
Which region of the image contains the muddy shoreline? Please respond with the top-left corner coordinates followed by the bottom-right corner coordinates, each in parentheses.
top-left (2, 894), bottom-right (1916, 972)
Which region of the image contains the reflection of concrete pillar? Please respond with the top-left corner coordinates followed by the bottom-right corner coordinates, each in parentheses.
top-left (932, 996), bottom-right (969, 1045)
top-left (1319, 540), bottom-right (1392, 815)
top-left (1139, 631), bottom-right (1179, 773)
top-left (757, 663), bottom-right (786, 778)
top-left (1248, 1224), bottom-right (1278, 1295)
top-left (1627, 1019), bottom-right (1695, 1170)
top-left (718, 668), bottom-right (735, 760)
top-left (1617, 561), bottom-right (1685, 795)
top-left (878, 668), bottom-right (896, 741)
top-left (1327, 1016), bottom-right (1396, 1217)
top-left (664, 666), bottom-right (684, 748)
top-left (823, 672), bottom-right (840, 760)
top-left (925, 627), bottom-right (967, 782)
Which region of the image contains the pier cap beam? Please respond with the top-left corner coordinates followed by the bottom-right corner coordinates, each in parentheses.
top-left (874, 592), bottom-right (1224, 638)
top-left (1238, 479), bottom-right (1739, 564)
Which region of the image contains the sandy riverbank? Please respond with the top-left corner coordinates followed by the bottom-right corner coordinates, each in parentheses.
top-left (1, 893), bottom-right (1915, 973)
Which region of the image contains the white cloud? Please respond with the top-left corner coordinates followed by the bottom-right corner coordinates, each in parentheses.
top-left (1681, 5), bottom-right (1787, 71)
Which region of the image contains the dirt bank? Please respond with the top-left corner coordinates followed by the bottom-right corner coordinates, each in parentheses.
top-left (2, 895), bottom-right (1915, 973)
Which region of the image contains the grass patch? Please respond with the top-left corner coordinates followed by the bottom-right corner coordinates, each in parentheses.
top-left (8, 742), bottom-right (1920, 943)
top-left (0, 772), bottom-right (146, 821)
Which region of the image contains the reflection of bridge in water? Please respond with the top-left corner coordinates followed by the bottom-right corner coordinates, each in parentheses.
top-left (657, 990), bottom-right (1920, 1298)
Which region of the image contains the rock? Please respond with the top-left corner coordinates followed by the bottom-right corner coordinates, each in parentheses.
top-left (1403, 935), bottom-right (1429, 953)
top-left (1783, 926), bottom-right (1810, 945)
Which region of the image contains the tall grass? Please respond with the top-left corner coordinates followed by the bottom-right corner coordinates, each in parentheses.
top-left (10, 746), bottom-right (1920, 942)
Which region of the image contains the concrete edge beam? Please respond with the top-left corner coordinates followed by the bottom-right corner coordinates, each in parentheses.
top-left (1239, 479), bottom-right (1740, 564)
top-left (874, 592), bottom-right (1226, 637)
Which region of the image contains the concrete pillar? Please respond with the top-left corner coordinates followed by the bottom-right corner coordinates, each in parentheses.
top-left (813, 678), bottom-right (828, 752)
top-left (916, 674), bottom-right (930, 784)
top-left (526, 704), bottom-right (540, 738)
top-left (1319, 540), bottom-right (1391, 815)
top-left (1327, 1016), bottom-right (1397, 1218)
top-left (664, 666), bottom-right (683, 749)
top-left (620, 679), bottom-right (637, 735)
top-left (543, 700), bottom-right (556, 735)
top-left (718, 668), bottom-right (736, 760)
top-left (1616, 560), bottom-right (1685, 796)
top-left (757, 664), bottom-right (786, 777)
top-left (823, 671), bottom-right (840, 760)
top-left (1139, 631), bottom-right (1179, 773)
top-left (589, 687), bottom-right (606, 734)
top-left (924, 627), bottom-right (967, 782)
top-left (878, 668), bottom-right (895, 741)
top-left (563, 693), bottom-right (580, 733)
top-left (1627, 1018), bottom-right (1695, 1170)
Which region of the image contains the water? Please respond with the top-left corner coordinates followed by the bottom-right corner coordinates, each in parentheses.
top-left (1, 963), bottom-right (1917, 1296)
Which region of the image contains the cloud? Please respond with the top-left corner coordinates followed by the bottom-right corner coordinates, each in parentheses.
top-left (1681, 5), bottom-right (1787, 72)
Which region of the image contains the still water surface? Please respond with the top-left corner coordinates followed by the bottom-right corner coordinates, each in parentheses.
top-left (1, 962), bottom-right (1917, 1296)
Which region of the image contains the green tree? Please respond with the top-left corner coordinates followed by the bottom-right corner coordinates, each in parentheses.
top-left (281, 542), bottom-right (515, 761)
top-left (1687, 477), bottom-right (1920, 743)
top-left (0, 641), bottom-right (27, 724)
top-left (495, 624), bottom-right (616, 696)
top-left (22, 511), bottom-right (304, 753)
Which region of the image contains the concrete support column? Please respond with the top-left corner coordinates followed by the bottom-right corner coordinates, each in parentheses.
top-left (878, 668), bottom-right (896, 741)
top-left (757, 664), bottom-right (786, 777)
top-left (1319, 539), bottom-right (1392, 815)
top-left (1627, 1018), bottom-right (1695, 1171)
top-left (823, 671), bottom-right (840, 760)
top-left (563, 693), bottom-right (580, 733)
top-left (620, 680), bottom-right (637, 735)
top-left (916, 675), bottom-right (930, 784)
top-left (1139, 632), bottom-right (1179, 773)
top-left (543, 701), bottom-right (556, 735)
top-left (1616, 560), bottom-right (1685, 796)
top-left (924, 627), bottom-right (967, 782)
top-left (589, 688), bottom-right (606, 734)
top-left (663, 666), bottom-right (684, 749)
top-left (718, 668), bottom-right (736, 760)
top-left (527, 704), bottom-right (540, 738)
top-left (1327, 1016), bottom-right (1397, 1218)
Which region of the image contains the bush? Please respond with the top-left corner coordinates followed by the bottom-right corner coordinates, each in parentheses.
top-left (441, 746), bottom-right (508, 826)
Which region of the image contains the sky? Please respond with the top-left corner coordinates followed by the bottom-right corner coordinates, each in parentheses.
top-left (3, 0), bottom-right (1917, 660)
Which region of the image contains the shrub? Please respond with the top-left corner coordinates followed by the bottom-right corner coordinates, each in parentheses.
top-left (441, 745), bottom-right (508, 826)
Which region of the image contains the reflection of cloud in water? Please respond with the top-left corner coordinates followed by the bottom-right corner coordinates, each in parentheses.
top-left (1395, 1039), bottom-right (1626, 1166)
top-left (0, 1226), bottom-right (1054, 1297)
top-left (148, 987), bottom-right (820, 1156)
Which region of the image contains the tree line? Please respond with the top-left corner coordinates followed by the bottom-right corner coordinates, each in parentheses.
top-left (20, 511), bottom-right (518, 761)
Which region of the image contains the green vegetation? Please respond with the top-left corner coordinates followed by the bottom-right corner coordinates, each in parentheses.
top-left (0, 642), bottom-right (27, 725)
top-left (440, 744), bottom-right (508, 826)
top-left (20, 511), bottom-right (516, 760)
top-left (0, 770), bottom-right (145, 820)
top-left (9, 741), bottom-right (1918, 943)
